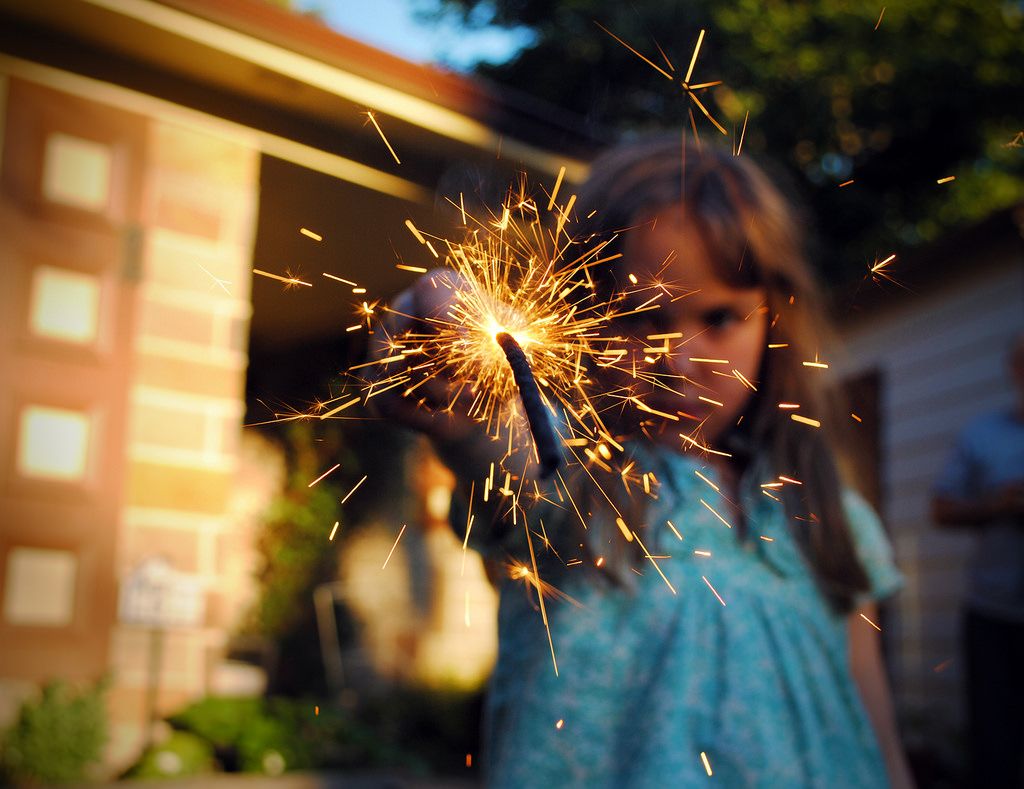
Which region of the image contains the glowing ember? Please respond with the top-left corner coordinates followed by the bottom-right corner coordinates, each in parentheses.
top-left (253, 268), bottom-right (312, 288)
top-left (364, 110), bottom-right (401, 164)
top-left (307, 463), bottom-right (340, 487)
top-left (702, 575), bottom-right (726, 606)
top-left (859, 612), bottom-right (882, 631)
top-left (381, 523), bottom-right (407, 569)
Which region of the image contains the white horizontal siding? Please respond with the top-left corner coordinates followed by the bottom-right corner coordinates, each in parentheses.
top-left (841, 259), bottom-right (1024, 730)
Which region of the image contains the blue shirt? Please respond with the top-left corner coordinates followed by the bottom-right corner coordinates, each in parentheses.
top-left (933, 409), bottom-right (1024, 622)
top-left (459, 447), bottom-right (902, 788)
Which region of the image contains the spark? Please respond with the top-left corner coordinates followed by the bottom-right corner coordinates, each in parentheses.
top-left (300, 227), bottom-right (323, 241)
top-left (1004, 132), bottom-right (1024, 148)
top-left (732, 369), bottom-right (757, 391)
top-left (859, 612), bottom-right (882, 631)
top-left (874, 6), bottom-right (886, 30)
top-left (308, 463), bottom-right (340, 487)
top-left (790, 414), bottom-right (821, 428)
top-left (596, 23), bottom-right (727, 135)
top-left (315, 705), bottom-right (319, 716)
top-left (381, 523), bottom-right (407, 569)
top-left (405, 218), bottom-right (426, 244)
top-left (555, 719), bottom-right (565, 730)
top-left (778, 475), bottom-right (802, 485)
top-left (868, 252), bottom-right (902, 288)
top-left (684, 28), bottom-right (705, 84)
top-left (340, 474), bottom-right (368, 505)
top-left (936, 175), bottom-right (956, 184)
top-left (802, 360), bottom-right (829, 369)
top-left (633, 530), bottom-right (676, 594)
top-left (253, 268), bottom-right (312, 287)
top-left (329, 521), bottom-right (339, 541)
top-left (526, 525), bottom-right (559, 676)
top-left (396, 263), bottom-right (428, 273)
top-left (323, 273), bottom-right (359, 286)
top-left (194, 261), bottom-right (231, 293)
top-left (689, 357), bottom-right (729, 364)
top-left (547, 166), bottom-right (567, 211)
top-left (701, 751), bottom-right (713, 776)
top-left (460, 481), bottom-right (476, 576)
top-left (767, 343), bottom-right (789, 349)
top-left (647, 332), bottom-right (683, 340)
top-left (702, 575), bottom-right (726, 606)
top-left (735, 111), bottom-right (749, 156)
top-left (594, 21), bottom-right (673, 80)
top-left (364, 110), bottom-right (401, 164)
top-left (466, 754), bottom-right (473, 767)
top-left (759, 535), bottom-right (774, 542)
top-left (838, 179), bottom-right (855, 188)
top-left (778, 402), bottom-right (801, 409)
top-left (700, 498), bottom-right (733, 529)
top-left (694, 469), bottom-right (720, 493)
top-left (694, 549), bottom-right (711, 557)
top-left (666, 520), bottom-right (683, 540)
top-left (851, 413), bottom-right (863, 422)
top-left (616, 517), bottom-right (635, 542)
top-left (698, 395), bottom-right (724, 407)
top-left (319, 396), bottom-right (361, 420)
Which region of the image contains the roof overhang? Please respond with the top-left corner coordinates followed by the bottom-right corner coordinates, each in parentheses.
top-left (0, 0), bottom-right (594, 193)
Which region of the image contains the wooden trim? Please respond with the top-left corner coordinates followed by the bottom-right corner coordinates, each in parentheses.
top-left (0, 54), bottom-right (432, 204)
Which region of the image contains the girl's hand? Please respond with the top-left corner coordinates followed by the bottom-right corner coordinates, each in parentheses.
top-left (370, 269), bottom-right (502, 480)
top-left (369, 268), bottom-right (474, 443)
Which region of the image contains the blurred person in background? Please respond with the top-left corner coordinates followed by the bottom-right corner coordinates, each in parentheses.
top-left (932, 332), bottom-right (1024, 788)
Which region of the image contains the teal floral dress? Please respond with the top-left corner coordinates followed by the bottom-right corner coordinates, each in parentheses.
top-left (461, 447), bottom-right (903, 788)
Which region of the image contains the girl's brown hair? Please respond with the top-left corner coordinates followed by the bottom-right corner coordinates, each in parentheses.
top-left (573, 133), bottom-right (871, 613)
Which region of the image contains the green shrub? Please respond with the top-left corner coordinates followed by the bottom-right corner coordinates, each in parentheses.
top-left (167, 695), bottom-right (411, 775)
top-left (0, 678), bottom-right (109, 786)
top-left (122, 731), bottom-right (215, 780)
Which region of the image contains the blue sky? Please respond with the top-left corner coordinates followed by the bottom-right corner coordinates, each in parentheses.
top-left (294, 0), bottom-right (534, 70)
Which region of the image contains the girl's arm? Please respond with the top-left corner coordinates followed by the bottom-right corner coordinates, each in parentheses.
top-left (848, 602), bottom-right (916, 789)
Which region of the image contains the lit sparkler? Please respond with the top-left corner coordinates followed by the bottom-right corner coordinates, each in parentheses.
top-left (360, 182), bottom-right (680, 482)
top-left (495, 331), bottom-right (562, 478)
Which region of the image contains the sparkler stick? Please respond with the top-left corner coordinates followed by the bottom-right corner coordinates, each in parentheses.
top-left (495, 331), bottom-right (561, 479)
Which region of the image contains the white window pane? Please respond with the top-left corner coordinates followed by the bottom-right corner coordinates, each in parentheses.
top-left (17, 405), bottom-right (91, 481)
top-left (29, 266), bottom-right (101, 344)
top-left (42, 133), bottom-right (112, 211)
top-left (3, 547), bottom-right (77, 626)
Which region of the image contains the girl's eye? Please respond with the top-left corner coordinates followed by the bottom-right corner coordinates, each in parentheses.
top-left (702, 308), bottom-right (740, 329)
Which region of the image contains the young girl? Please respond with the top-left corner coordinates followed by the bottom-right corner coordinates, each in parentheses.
top-left (376, 136), bottom-right (913, 788)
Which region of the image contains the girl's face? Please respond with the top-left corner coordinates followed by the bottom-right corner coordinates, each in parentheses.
top-left (612, 206), bottom-right (768, 447)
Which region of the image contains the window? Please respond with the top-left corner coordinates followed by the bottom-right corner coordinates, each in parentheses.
top-left (29, 265), bottom-right (101, 344)
top-left (3, 547), bottom-right (77, 626)
top-left (41, 132), bottom-right (112, 212)
top-left (16, 405), bottom-right (92, 482)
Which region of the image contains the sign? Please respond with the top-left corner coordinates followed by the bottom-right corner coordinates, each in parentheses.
top-left (118, 556), bottom-right (205, 628)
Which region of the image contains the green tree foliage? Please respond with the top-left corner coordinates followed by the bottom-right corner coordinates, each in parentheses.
top-left (434, 0), bottom-right (1023, 280)
top-left (245, 413), bottom-right (413, 696)
top-left (245, 422), bottom-right (346, 695)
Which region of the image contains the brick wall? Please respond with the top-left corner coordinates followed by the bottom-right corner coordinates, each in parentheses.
top-left (106, 119), bottom-right (260, 769)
